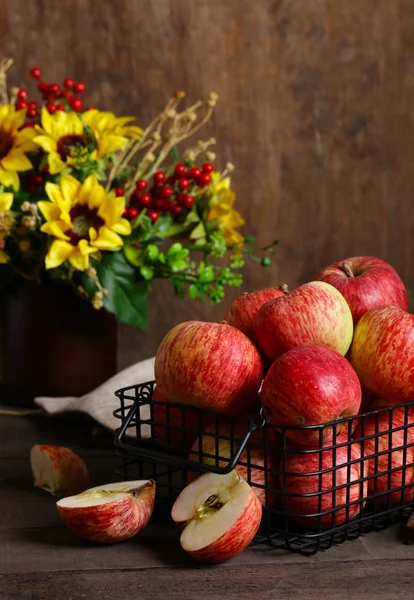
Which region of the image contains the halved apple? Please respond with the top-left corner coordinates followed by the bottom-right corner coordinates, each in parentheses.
top-left (172, 470), bottom-right (262, 563)
top-left (30, 444), bottom-right (90, 498)
top-left (57, 480), bottom-right (156, 543)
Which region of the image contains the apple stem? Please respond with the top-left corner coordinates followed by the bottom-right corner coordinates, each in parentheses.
top-left (341, 262), bottom-right (354, 278)
top-left (279, 284), bottom-right (289, 294)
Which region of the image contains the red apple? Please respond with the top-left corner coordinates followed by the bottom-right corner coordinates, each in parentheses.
top-left (282, 436), bottom-right (367, 528)
top-left (30, 445), bottom-right (90, 498)
top-left (253, 281), bottom-right (353, 361)
top-left (154, 321), bottom-right (263, 415)
top-left (349, 305), bottom-right (414, 404)
top-left (316, 256), bottom-right (407, 325)
top-left (188, 420), bottom-right (278, 507)
top-left (353, 407), bottom-right (414, 506)
top-left (152, 386), bottom-right (214, 452)
top-left (259, 345), bottom-right (361, 445)
top-left (57, 480), bottom-right (156, 543)
top-left (222, 286), bottom-right (286, 339)
top-left (171, 470), bottom-right (262, 563)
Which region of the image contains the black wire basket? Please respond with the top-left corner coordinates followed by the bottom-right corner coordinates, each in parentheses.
top-left (113, 380), bottom-right (414, 556)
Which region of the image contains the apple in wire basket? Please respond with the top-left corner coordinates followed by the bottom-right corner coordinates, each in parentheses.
top-left (171, 470), bottom-right (262, 563)
top-left (57, 480), bottom-right (156, 543)
top-left (154, 320), bottom-right (264, 415)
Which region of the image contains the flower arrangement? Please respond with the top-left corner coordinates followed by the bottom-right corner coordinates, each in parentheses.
top-left (0, 58), bottom-right (277, 329)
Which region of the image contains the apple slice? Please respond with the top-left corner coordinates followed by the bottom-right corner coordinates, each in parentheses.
top-left (57, 480), bottom-right (156, 543)
top-left (172, 470), bottom-right (262, 563)
top-left (30, 444), bottom-right (91, 498)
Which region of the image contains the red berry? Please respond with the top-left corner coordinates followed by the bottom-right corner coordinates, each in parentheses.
top-left (38, 81), bottom-right (48, 93)
top-left (174, 163), bottom-right (186, 177)
top-left (26, 183), bottom-right (36, 193)
top-left (153, 198), bottom-right (166, 209)
top-left (28, 101), bottom-right (38, 110)
top-left (171, 204), bottom-right (183, 216)
top-left (26, 107), bottom-right (38, 119)
top-left (114, 187), bottom-right (124, 197)
top-left (183, 195), bottom-right (194, 209)
top-left (21, 122), bottom-right (35, 128)
top-left (62, 89), bottom-right (73, 102)
top-left (73, 82), bottom-right (86, 94)
top-left (190, 167), bottom-right (202, 179)
top-left (140, 193), bottom-right (151, 207)
top-left (136, 179), bottom-right (147, 191)
top-left (147, 210), bottom-right (159, 223)
top-left (202, 162), bottom-right (214, 173)
top-left (160, 185), bottom-right (173, 198)
top-left (46, 102), bottom-right (57, 114)
top-left (86, 105), bottom-right (96, 110)
top-left (34, 175), bottom-right (44, 186)
top-left (176, 193), bottom-right (185, 205)
top-left (17, 89), bottom-right (29, 101)
top-left (198, 173), bottom-right (211, 187)
top-left (122, 208), bottom-right (128, 217)
top-left (64, 78), bottom-right (74, 88)
top-left (153, 171), bottom-right (165, 184)
top-left (127, 207), bottom-right (139, 219)
top-left (48, 83), bottom-right (61, 96)
top-left (30, 67), bottom-right (41, 79)
top-left (56, 103), bottom-right (66, 111)
top-left (15, 100), bottom-right (28, 110)
top-left (178, 178), bottom-right (190, 190)
top-left (43, 166), bottom-right (50, 175)
top-left (71, 98), bottom-right (83, 112)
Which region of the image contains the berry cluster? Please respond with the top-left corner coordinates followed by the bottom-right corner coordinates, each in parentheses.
top-left (14, 67), bottom-right (92, 122)
top-left (121, 162), bottom-right (214, 222)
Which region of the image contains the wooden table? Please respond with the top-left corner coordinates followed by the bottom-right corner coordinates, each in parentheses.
top-left (1, 412), bottom-right (413, 600)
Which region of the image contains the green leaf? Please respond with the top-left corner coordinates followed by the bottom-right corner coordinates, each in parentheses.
top-left (145, 244), bottom-right (159, 261)
top-left (124, 245), bottom-right (145, 267)
top-left (140, 266), bottom-right (154, 280)
top-left (93, 252), bottom-right (149, 330)
top-left (188, 284), bottom-right (199, 299)
top-left (261, 257), bottom-right (272, 267)
top-left (190, 222), bottom-right (207, 240)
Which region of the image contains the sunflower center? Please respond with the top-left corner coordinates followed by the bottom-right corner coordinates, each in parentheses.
top-left (69, 205), bottom-right (104, 246)
top-left (57, 134), bottom-right (94, 161)
top-left (0, 128), bottom-right (15, 160)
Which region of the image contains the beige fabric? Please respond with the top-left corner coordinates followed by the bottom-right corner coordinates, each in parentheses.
top-left (35, 357), bottom-right (155, 433)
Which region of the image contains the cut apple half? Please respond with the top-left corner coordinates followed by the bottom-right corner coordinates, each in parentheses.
top-left (57, 479), bottom-right (156, 543)
top-left (30, 444), bottom-right (90, 498)
top-left (172, 470), bottom-right (262, 563)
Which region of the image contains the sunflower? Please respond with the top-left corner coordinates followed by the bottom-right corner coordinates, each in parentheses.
top-left (34, 108), bottom-right (143, 175)
top-left (38, 174), bottom-right (131, 271)
top-left (0, 192), bottom-right (13, 263)
top-left (0, 105), bottom-right (37, 190)
top-left (207, 174), bottom-right (245, 246)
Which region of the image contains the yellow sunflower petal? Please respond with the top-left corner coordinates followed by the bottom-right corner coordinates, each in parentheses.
top-left (40, 220), bottom-right (71, 240)
top-left (0, 193), bottom-right (13, 211)
top-left (38, 200), bottom-right (61, 222)
top-left (13, 109), bottom-right (27, 130)
top-left (78, 239), bottom-right (98, 256)
top-left (91, 226), bottom-right (123, 249)
top-left (40, 107), bottom-right (55, 137)
top-left (33, 134), bottom-right (58, 153)
top-left (45, 181), bottom-right (66, 207)
top-left (68, 248), bottom-right (90, 271)
top-left (97, 134), bottom-right (128, 158)
top-left (0, 169), bottom-right (20, 191)
top-left (48, 152), bottom-right (67, 174)
top-left (111, 218), bottom-right (131, 236)
top-left (97, 194), bottom-right (124, 225)
top-left (61, 174), bottom-right (81, 205)
top-left (45, 239), bottom-right (74, 269)
top-left (14, 127), bottom-right (38, 152)
top-left (0, 249), bottom-right (9, 263)
top-left (1, 150), bottom-right (32, 172)
top-left (77, 175), bottom-right (99, 207)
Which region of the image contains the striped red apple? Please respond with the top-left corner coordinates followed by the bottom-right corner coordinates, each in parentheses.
top-left (253, 281), bottom-right (353, 361)
top-left (30, 445), bottom-right (90, 498)
top-left (172, 470), bottom-right (261, 563)
top-left (154, 321), bottom-right (263, 415)
top-left (316, 256), bottom-right (407, 325)
top-left (57, 480), bottom-right (156, 543)
top-left (260, 345), bottom-right (361, 445)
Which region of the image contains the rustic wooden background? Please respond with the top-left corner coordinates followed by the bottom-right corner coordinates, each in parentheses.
top-left (1, 0), bottom-right (413, 368)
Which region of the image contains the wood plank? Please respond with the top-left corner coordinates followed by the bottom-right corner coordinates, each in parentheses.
top-left (0, 559), bottom-right (413, 600)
